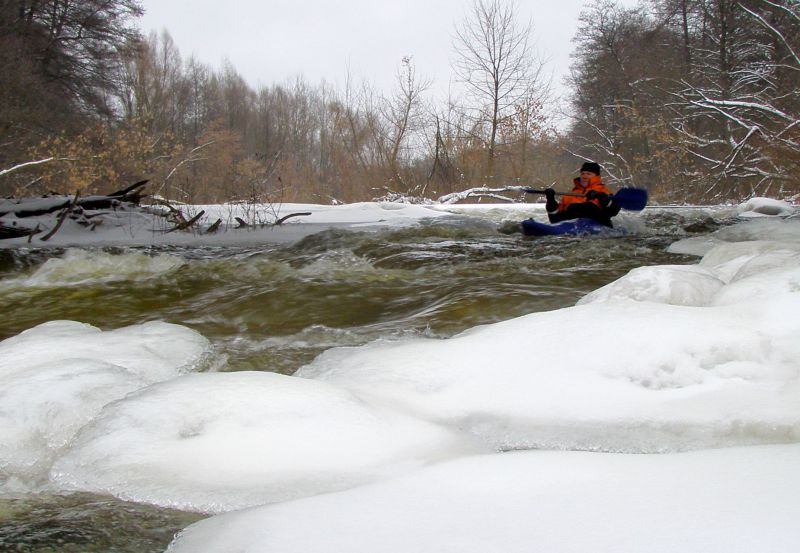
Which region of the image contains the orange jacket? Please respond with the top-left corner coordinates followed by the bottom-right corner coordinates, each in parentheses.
top-left (558, 175), bottom-right (611, 211)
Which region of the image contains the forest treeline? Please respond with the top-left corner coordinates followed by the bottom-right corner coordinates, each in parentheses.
top-left (1, 0), bottom-right (798, 205)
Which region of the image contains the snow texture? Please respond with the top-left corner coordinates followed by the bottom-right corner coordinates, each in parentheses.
top-left (49, 371), bottom-right (483, 512)
top-left (0, 196), bottom-right (798, 552)
top-left (165, 444), bottom-right (800, 553)
top-left (0, 321), bottom-right (213, 488)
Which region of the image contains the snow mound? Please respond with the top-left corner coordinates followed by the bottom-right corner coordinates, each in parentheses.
top-left (0, 320), bottom-right (213, 382)
top-left (577, 264), bottom-right (724, 306)
top-left (297, 236), bottom-right (800, 453)
top-left (668, 211), bottom-right (800, 257)
top-left (737, 196), bottom-right (795, 217)
top-left (50, 371), bottom-right (483, 513)
top-left (166, 444), bottom-right (800, 553)
top-left (0, 321), bottom-right (213, 489)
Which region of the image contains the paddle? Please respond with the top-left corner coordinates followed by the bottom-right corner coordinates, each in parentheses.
top-left (523, 187), bottom-right (649, 212)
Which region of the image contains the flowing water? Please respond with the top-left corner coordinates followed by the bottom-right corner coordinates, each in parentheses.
top-left (0, 206), bottom-right (732, 552)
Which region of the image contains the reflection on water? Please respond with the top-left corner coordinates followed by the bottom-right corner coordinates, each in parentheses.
top-left (0, 206), bottom-right (735, 552)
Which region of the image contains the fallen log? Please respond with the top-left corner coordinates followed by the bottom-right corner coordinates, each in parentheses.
top-left (150, 197), bottom-right (188, 226)
top-left (234, 212), bottom-right (312, 228)
top-left (107, 179), bottom-right (149, 198)
top-left (275, 212), bottom-right (312, 225)
top-left (206, 218), bottom-right (222, 233)
top-left (0, 180), bottom-right (149, 217)
top-left (166, 210), bottom-right (205, 233)
top-left (0, 224), bottom-right (40, 239)
top-left (40, 191), bottom-right (80, 241)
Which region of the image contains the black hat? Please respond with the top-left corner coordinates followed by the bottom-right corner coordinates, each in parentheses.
top-left (580, 162), bottom-right (601, 175)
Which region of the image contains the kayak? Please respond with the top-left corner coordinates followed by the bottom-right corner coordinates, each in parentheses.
top-left (520, 217), bottom-right (611, 237)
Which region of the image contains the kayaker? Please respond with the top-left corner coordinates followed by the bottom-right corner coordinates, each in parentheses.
top-left (545, 162), bottom-right (621, 227)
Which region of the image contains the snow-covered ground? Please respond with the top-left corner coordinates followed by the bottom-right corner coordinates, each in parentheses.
top-left (1, 197), bottom-right (799, 552)
top-left (0, 199), bottom-right (469, 247)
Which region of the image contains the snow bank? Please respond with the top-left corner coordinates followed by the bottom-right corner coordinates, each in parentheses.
top-left (167, 215), bottom-right (800, 552)
top-left (737, 196), bottom-right (795, 217)
top-left (166, 444), bottom-right (800, 553)
top-left (1, 198), bottom-right (798, 548)
top-left (0, 199), bottom-right (456, 249)
top-left (668, 213), bottom-right (800, 257)
top-left (200, 201), bottom-right (449, 226)
top-left (576, 264), bottom-right (725, 305)
top-left (50, 371), bottom-right (483, 512)
top-left (297, 218), bottom-right (800, 453)
top-left (0, 321), bottom-right (213, 489)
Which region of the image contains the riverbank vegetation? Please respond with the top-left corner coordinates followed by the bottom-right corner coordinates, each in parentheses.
top-left (1, 0), bottom-right (798, 205)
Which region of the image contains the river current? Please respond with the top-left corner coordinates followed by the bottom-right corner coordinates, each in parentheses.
top-left (0, 206), bottom-right (732, 552)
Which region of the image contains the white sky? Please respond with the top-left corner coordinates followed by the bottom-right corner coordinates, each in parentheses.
top-left (138, 0), bottom-right (639, 102)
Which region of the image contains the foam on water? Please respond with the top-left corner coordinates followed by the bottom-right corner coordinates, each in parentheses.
top-left (297, 249), bottom-right (379, 277)
top-left (3, 248), bottom-right (186, 288)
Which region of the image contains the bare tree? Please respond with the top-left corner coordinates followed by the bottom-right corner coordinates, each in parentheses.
top-left (5, 0), bottom-right (143, 117)
top-left (452, 0), bottom-right (549, 178)
top-left (667, 0), bottom-right (800, 199)
top-left (372, 56), bottom-right (431, 195)
top-left (0, 0), bottom-right (143, 193)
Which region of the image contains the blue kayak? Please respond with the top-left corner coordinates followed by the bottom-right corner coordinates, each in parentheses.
top-left (521, 217), bottom-right (610, 236)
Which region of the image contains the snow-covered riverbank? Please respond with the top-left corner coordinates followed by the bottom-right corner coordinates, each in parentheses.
top-left (1, 197), bottom-right (798, 552)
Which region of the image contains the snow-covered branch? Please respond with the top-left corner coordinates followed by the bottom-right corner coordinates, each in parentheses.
top-left (739, 2), bottom-right (800, 68)
top-left (0, 157), bottom-right (56, 178)
top-left (155, 140), bottom-right (217, 196)
top-left (437, 186), bottom-right (531, 204)
top-left (690, 95), bottom-right (794, 123)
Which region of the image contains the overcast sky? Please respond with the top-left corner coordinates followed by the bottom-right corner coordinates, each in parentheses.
top-left (139, 0), bottom-right (638, 103)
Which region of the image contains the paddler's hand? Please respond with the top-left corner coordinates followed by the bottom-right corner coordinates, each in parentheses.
top-left (544, 188), bottom-right (558, 212)
top-left (586, 190), bottom-right (610, 207)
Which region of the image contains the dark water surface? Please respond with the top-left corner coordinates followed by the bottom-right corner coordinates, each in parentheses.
top-left (0, 207), bottom-right (730, 552)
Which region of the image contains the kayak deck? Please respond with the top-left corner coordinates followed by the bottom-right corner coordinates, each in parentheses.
top-left (520, 218), bottom-right (612, 236)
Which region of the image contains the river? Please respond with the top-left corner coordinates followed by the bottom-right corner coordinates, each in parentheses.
top-left (0, 205), bottom-right (731, 552)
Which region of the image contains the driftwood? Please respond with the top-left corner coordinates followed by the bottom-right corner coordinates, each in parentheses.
top-left (0, 180), bottom-right (316, 240)
top-left (166, 210), bottom-right (205, 233)
top-left (235, 212), bottom-right (312, 228)
top-left (151, 197), bottom-right (210, 234)
top-left (0, 180), bottom-right (149, 218)
top-left (40, 191), bottom-right (80, 241)
top-left (206, 218), bottom-right (222, 233)
top-left (0, 180), bottom-right (150, 241)
top-left (0, 224), bottom-right (40, 239)
top-left (106, 179), bottom-right (149, 199)
top-left (150, 196), bottom-right (189, 226)
top-left (275, 212), bottom-right (312, 225)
